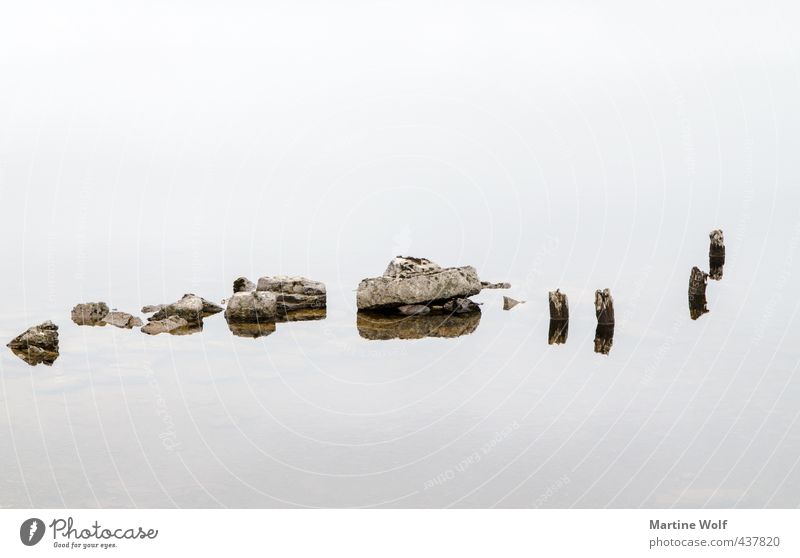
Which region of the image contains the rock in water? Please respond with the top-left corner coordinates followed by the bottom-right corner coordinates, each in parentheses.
top-left (102, 312), bottom-right (143, 329)
top-left (141, 304), bottom-right (165, 314)
top-left (357, 260), bottom-right (482, 311)
top-left (233, 277), bottom-right (256, 293)
top-left (548, 289), bottom-right (569, 320)
top-left (397, 304), bottom-right (431, 316)
top-left (481, 281), bottom-right (511, 289)
top-left (503, 296), bottom-right (524, 311)
top-left (141, 316), bottom-right (189, 335)
top-left (224, 291), bottom-right (278, 322)
top-left (383, 256), bottom-right (442, 278)
top-left (688, 266), bottom-right (709, 320)
top-left (256, 276), bottom-right (327, 313)
top-left (7, 321), bottom-right (59, 365)
top-left (443, 298), bottom-right (481, 314)
top-left (71, 302), bottom-right (110, 326)
top-left (595, 289), bottom-right (615, 325)
top-left (149, 294), bottom-right (223, 323)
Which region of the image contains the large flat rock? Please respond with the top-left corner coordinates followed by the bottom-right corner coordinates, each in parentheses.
top-left (356, 265), bottom-right (481, 310)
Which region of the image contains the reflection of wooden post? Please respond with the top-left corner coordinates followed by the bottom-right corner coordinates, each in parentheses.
top-left (548, 289), bottom-right (569, 320)
top-left (595, 289), bottom-right (614, 325)
top-left (688, 266), bottom-right (709, 320)
top-left (594, 324), bottom-right (614, 355)
top-left (548, 320), bottom-right (568, 345)
top-left (709, 229), bottom-right (725, 280)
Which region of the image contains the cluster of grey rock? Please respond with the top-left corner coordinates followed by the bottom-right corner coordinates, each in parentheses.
top-left (7, 257), bottom-right (518, 365)
top-left (4, 275), bottom-right (331, 366)
top-left (8, 231), bottom-right (727, 366)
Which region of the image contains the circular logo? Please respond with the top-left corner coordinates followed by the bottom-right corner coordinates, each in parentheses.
top-left (20, 518), bottom-right (45, 546)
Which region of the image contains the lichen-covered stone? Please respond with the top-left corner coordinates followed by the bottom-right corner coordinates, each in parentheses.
top-left (141, 316), bottom-right (189, 335)
top-left (256, 276), bottom-right (326, 312)
top-left (71, 302), bottom-right (109, 326)
top-left (481, 281), bottom-right (511, 289)
top-left (224, 291), bottom-right (278, 323)
top-left (357, 264), bottom-right (482, 310)
top-left (102, 312), bottom-right (143, 329)
top-left (141, 304), bottom-right (164, 314)
top-left (443, 297), bottom-right (481, 314)
top-left (7, 321), bottom-right (59, 366)
top-left (233, 277), bottom-right (256, 293)
top-left (383, 256), bottom-right (442, 278)
top-left (150, 294), bottom-right (223, 322)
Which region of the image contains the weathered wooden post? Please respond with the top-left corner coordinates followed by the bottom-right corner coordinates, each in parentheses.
top-left (548, 289), bottom-right (569, 320)
top-left (709, 229), bottom-right (725, 280)
top-left (547, 289), bottom-right (569, 345)
top-left (688, 266), bottom-right (709, 320)
top-left (594, 289), bottom-right (614, 325)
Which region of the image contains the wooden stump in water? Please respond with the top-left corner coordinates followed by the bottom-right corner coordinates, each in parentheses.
top-left (594, 289), bottom-right (615, 325)
top-left (548, 289), bottom-right (569, 320)
top-left (709, 229), bottom-right (725, 280)
top-left (688, 266), bottom-right (709, 320)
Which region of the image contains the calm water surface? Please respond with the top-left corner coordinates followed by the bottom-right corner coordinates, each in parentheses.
top-left (2, 237), bottom-right (799, 508)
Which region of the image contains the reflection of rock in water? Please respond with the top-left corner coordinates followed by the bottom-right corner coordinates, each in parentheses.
top-left (227, 308), bottom-right (326, 339)
top-left (277, 308), bottom-right (327, 323)
top-left (169, 321), bottom-right (204, 336)
top-left (594, 324), bottom-right (614, 355)
top-left (688, 266), bottom-right (709, 320)
top-left (548, 320), bottom-right (568, 345)
top-left (10, 346), bottom-right (59, 366)
top-left (357, 310), bottom-right (481, 340)
top-left (7, 321), bottom-right (60, 366)
top-left (227, 321), bottom-right (277, 339)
